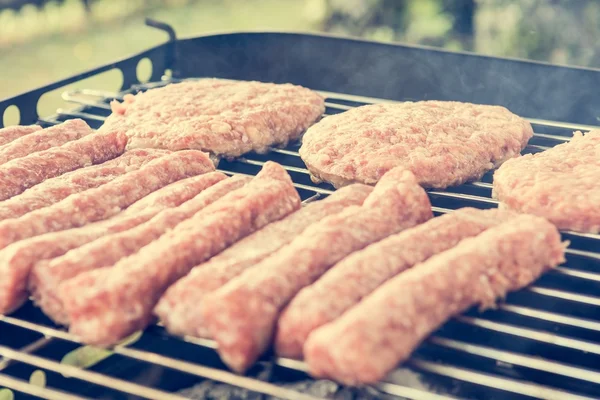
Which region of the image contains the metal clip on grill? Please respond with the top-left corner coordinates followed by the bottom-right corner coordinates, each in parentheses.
top-left (1, 21), bottom-right (600, 400)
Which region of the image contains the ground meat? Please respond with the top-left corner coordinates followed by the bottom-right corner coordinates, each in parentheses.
top-left (31, 174), bottom-right (244, 324)
top-left (0, 125), bottom-right (42, 146)
top-left (275, 208), bottom-right (518, 359)
top-left (0, 129), bottom-right (128, 201)
top-left (155, 183), bottom-right (374, 338)
top-left (0, 119), bottom-right (92, 165)
top-left (493, 130), bottom-right (600, 233)
top-left (59, 162), bottom-right (300, 346)
top-left (201, 168), bottom-right (432, 373)
top-left (304, 214), bottom-right (565, 385)
top-left (0, 172), bottom-right (227, 315)
top-left (0, 150), bottom-right (214, 249)
top-left (102, 79), bottom-right (325, 158)
top-left (299, 101), bottom-right (533, 189)
top-left (0, 149), bottom-right (168, 221)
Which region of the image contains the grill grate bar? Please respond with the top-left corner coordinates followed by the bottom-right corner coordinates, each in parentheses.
top-left (455, 316), bottom-right (600, 355)
top-left (529, 287), bottom-right (600, 306)
top-left (0, 337), bottom-right (54, 371)
top-left (6, 303), bottom-right (600, 399)
top-left (498, 304), bottom-right (600, 332)
top-left (237, 157), bottom-right (312, 175)
top-left (56, 109), bottom-right (107, 122)
top-left (565, 248), bottom-right (600, 260)
top-left (61, 91), bottom-right (112, 110)
top-left (554, 267), bottom-right (600, 282)
top-left (429, 336), bottom-right (600, 384)
top-left (426, 190), bottom-right (499, 205)
top-left (0, 374), bottom-right (88, 400)
top-left (375, 381), bottom-right (460, 400)
top-left (0, 317), bottom-right (321, 400)
top-left (0, 345), bottom-right (189, 400)
top-left (115, 347), bottom-right (323, 400)
top-left (408, 359), bottom-right (595, 400)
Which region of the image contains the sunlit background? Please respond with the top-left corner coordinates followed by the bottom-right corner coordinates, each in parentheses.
top-left (1, 0), bottom-right (600, 102)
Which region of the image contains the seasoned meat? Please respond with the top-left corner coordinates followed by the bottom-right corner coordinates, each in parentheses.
top-left (304, 215), bottom-right (565, 385)
top-left (0, 150), bottom-right (214, 249)
top-left (31, 174), bottom-right (244, 324)
top-left (60, 162), bottom-right (300, 346)
top-left (275, 208), bottom-right (518, 358)
top-left (0, 171), bottom-right (224, 315)
top-left (202, 168), bottom-right (432, 373)
top-left (0, 130), bottom-right (127, 201)
top-left (0, 119), bottom-right (92, 165)
top-left (493, 130), bottom-right (600, 233)
top-left (0, 124), bottom-right (42, 146)
top-left (300, 101), bottom-right (532, 189)
top-left (155, 183), bottom-right (374, 338)
top-left (103, 79), bottom-right (325, 158)
top-left (0, 149), bottom-right (168, 221)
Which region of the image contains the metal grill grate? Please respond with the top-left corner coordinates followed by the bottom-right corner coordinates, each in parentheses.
top-left (1, 79), bottom-right (600, 400)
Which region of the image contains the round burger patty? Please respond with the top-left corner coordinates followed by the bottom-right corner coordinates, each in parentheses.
top-left (493, 130), bottom-right (600, 233)
top-left (299, 101), bottom-right (533, 189)
top-left (103, 79), bottom-right (325, 158)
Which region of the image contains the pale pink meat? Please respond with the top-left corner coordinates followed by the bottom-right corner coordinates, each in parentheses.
top-left (304, 215), bottom-right (565, 385)
top-left (0, 130), bottom-right (128, 201)
top-left (493, 130), bottom-right (600, 233)
top-left (299, 101), bottom-right (533, 189)
top-left (31, 174), bottom-right (245, 324)
top-left (0, 171), bottom-right (227, 315)
top-left (103, 79), bottom-right (325, 158)
top-left (0, 125), bottom-right (42, 146)
top-left (155, 183), bottom-right (374, 338)
top-left (0, 150), bottom-right (214, 249)
top-left (201, 168), bottom-right (432, 373)
top-left (0, 119), bottom-right (92, 165)
top-left (60, 162), bottom-right (300, 346)
top-left (275, 208), bottom-right (518, 358)
top-left (0, 149), bottom-right (168, 221)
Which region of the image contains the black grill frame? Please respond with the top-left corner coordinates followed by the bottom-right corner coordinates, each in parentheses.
top-left (1, 20), bottom-right (600, 400)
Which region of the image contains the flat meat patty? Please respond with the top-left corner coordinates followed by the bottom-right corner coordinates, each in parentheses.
top-left (201, 168), bottom-right (432, 373)
top-left (0, 150), bottom-right (214, 250)
top-left (275, 208), bottom-right (518, 358)
top-left (31, 174), bottom-right (246, 324)
top-left (304, 214), bottom-right (565, 385)
top-left (103, 79), bottom-right (325, 158)
top-left (0, 149), bottom-right (168, 221)
top-left (0, 119), bottom-right (92, 165)
top-left (0, 172), bottom-right (227, 315)
top-left (0, 129), bottom-right (128, 201)
top-left (493, 130), bottom-right (600, 233)
top-left (155, 183), bottom-right (374, 338)
top-left (299, 101), bottom-right (533, 189)
top-left (0, 125), bottom-right (42, 146)
top-left (59, 162), bottom-right (300, 346)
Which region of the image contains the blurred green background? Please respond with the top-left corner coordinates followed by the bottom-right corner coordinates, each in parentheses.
top-left (1, 0), bottom-right (600, 106)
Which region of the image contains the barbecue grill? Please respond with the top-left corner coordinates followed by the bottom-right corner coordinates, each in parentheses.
top-left (1, 19), bottom-right (600, 400)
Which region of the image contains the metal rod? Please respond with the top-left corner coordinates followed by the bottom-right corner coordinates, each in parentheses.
top-left (456, 316), bottom-right (600, 355)
top-left (115, 347), bottom-right (323, 400)
top-left (0, 337), bottom-right (53, 371)
top-left (0, 374), bottom-right (89, 400)
top-left (409, 358), bottom-right (595, 400)
top-left (429, 336), bottom-right (600, 384)
top-left (0, 345), bottom-right (188, 400)
top-left (499, 304), bottom-right (600, 332)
